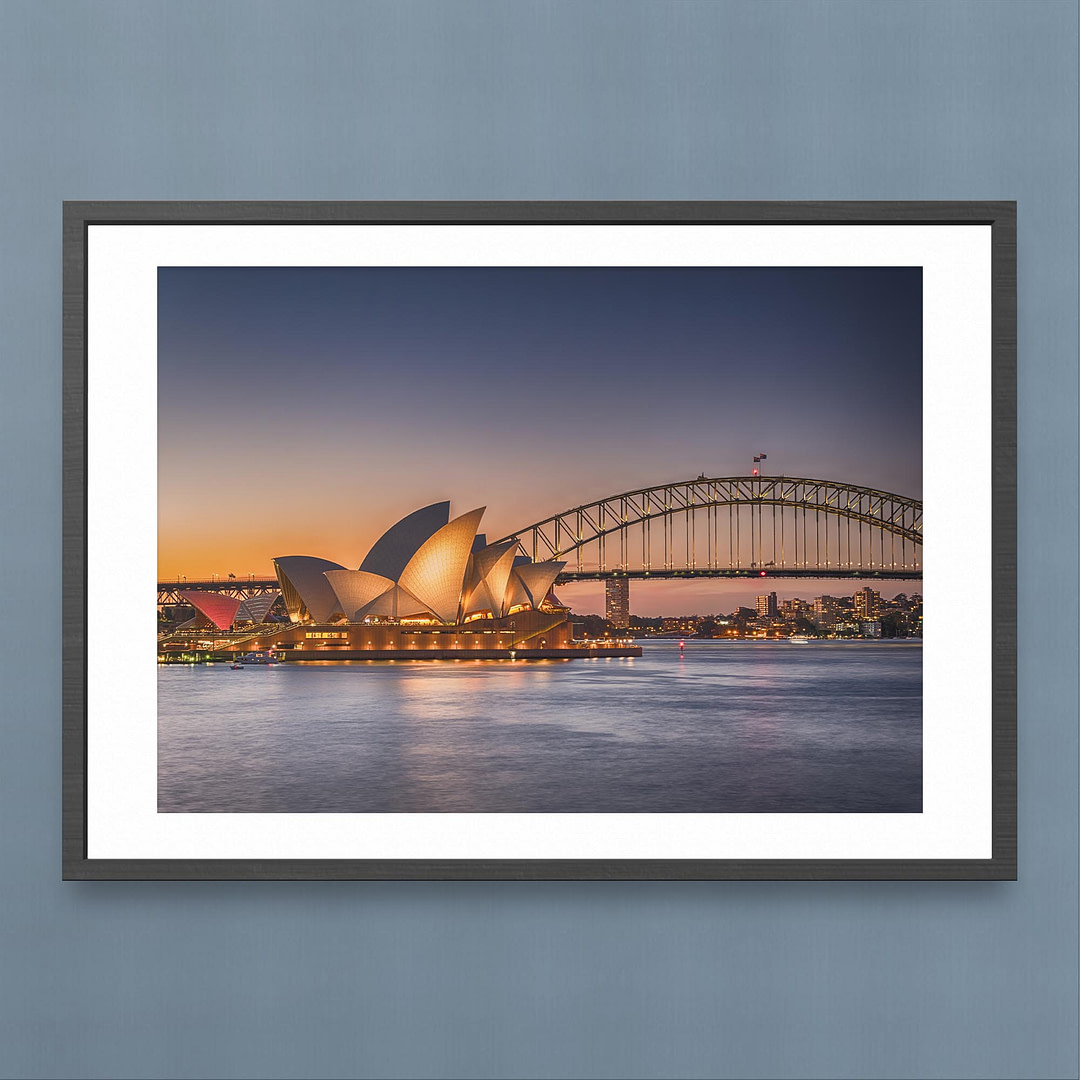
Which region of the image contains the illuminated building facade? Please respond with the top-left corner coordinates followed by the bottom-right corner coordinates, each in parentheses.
top-left (605, 578), bottom-right (630, 628)
top-left (235, 606), bottom-right (576, 657)
top-left (813, 595), bottom-right (839, 627)
top-left (273, 502), bottom-right (567, 628)
top-left (854, 586), bottom-right (880, 619)
top-left (756, 592), bottom-right (778, 618)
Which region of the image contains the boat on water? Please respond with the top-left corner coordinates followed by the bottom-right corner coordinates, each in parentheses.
top-left (232, 651), bottom-right (278, 667)
top-left (788, 635), bottom-right (811, 644)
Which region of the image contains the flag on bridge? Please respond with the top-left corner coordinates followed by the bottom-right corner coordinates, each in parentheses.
top-left (759, 453), bottom-right (767, 460)
top-left (753, 456), bottom-right (761, 463)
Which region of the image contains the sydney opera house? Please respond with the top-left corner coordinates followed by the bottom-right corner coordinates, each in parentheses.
top-left (275, 502), bottom-right (564, 628)
top-left (163, 502), bottom-right (640, 660)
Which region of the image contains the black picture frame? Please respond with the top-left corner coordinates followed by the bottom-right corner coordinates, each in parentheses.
top-left (62, 200), bottom-right (1016, 880)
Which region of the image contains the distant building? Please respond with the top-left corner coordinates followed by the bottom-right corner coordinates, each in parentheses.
top-left (756, 592), bottom-right (778, 618)
top-left (854, 586), bottom-right (880, 619)
top-left (605, 578), bottom-right (630, 628)
top-left (813, 595), bottom-right (839, 627)
top-left (860, 620), bottom-right (882, 638)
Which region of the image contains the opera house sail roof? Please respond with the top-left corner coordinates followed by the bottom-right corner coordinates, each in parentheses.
top-left (321, 569), bottom-right (397, 624)
top-left (178, 590), bottom-right (243, 632)
top-left (397, 507), bottom-right (486, 624)
top-left (271, 502), bottom-right (566, 627)
top-left (272, 556), bottom-right (347, 624)
top-left (171, 588), bottom-right (283, 633)
top-left (358, 501), bottom-right (450, 580)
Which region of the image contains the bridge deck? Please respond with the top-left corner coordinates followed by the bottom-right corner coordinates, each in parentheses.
top-left (556, 568), bottom-right (921, 582)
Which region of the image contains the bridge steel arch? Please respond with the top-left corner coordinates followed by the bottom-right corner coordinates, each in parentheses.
top-left (498, 476), bottom-right (922, 582)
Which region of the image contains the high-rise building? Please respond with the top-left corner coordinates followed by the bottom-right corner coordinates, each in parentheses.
top-left (854, 586), bottom-right (880, 619)
top-left (605, 578), bottom-right (630, 628)
top-left (756, 592), bottom-right (778, 618)
top-left (813, 595), bottom-right (838, 626)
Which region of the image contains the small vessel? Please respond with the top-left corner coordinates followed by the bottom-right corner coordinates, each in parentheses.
top-left (237, 651), bottom-right (277, 665)
top-left (230, 663), bottom-right (244, 670)
top-left (788, 635), bottom-right (811, 644)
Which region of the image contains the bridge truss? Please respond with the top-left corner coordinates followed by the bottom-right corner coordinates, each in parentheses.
top-left (157, 476), bottom-right (922, 608)
top-left (157, 577), bottom-right (280, 608)
top-left (499, 476), bottom-right (922, 582)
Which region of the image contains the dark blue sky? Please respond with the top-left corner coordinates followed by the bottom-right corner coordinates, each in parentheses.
top-left (159, 265), bottom-right (921, 609)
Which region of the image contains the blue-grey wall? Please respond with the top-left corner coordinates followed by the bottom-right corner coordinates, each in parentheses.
top-left (1, 3), bottom-right (1076, 1078)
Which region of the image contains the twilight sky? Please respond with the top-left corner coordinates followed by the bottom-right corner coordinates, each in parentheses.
top-left (158, 266), bottom-right (921, 614)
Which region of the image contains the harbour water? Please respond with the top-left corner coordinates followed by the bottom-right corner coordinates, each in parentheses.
top-left (158, 640), bottom-right (921, 814)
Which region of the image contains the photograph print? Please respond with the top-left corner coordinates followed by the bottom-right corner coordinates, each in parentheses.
top-left (156, 263), bottom-right (924, 816)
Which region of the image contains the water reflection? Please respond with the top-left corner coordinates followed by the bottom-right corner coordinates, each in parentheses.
top-left (158, 642), bottom-right (921, 813)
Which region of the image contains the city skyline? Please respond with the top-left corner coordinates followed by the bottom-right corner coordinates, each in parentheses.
top-left (588, 584), bottom-right (922, 638)
top-left (158, 265), bottom-right (922, 611)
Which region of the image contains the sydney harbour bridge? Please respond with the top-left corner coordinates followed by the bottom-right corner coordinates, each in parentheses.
top-left (158, 474), bottom-right (922, 616)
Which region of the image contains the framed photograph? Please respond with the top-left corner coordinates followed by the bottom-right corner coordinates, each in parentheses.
top-left (63, 201), bottom-right (1015, 879)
